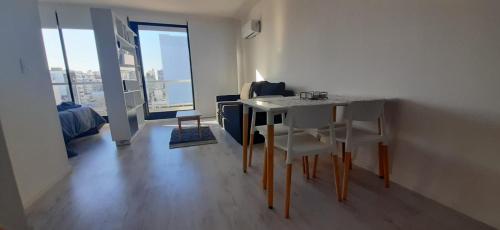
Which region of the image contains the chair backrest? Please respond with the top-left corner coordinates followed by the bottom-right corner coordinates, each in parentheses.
top-left (285, 104), bottom-right (333, 129)
top-left (344, 100), bottom-right (386, 151)
top-left (284, 104), bottom-right (336, 161)
top-left (345, 100), bottom-right (385, 122)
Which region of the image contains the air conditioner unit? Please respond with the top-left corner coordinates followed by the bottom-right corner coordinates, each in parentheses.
top-left (242, 20), bottom-right (261, 39)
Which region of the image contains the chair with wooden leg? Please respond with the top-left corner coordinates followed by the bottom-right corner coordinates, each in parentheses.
top-left (247, 95), bottom-right (288, 168)
top-left (247, 110), bottom-right (290, 189)
top-left (274, 104), bottom-right (341, 218)
top-left (310, 105), bottom-right (347, 176)
top-left (248, 109), bottom-right (305, 190)
top-left (319, 100), bottom-right (388, 201)
top-left (248, 111), bottom-right (290, 167)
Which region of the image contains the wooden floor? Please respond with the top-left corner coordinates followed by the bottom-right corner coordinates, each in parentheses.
top-left (27, 119), bottom-right (492, 230)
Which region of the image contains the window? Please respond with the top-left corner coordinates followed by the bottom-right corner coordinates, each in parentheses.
top-left (135, 23), bottom-right (194, 118)
top-left (41, 28), bottom-right (107, 116)
top-left (63, 29), bottom-right (107, 116)
top-left (42, 29), bottom-right (71, 104)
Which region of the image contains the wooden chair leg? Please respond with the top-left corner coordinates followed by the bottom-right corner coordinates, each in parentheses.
top-left (382, 145), bottom-right (390, 188)
top-left (284, 151), bottom-right (287, 161)
top-left (343, 143), bottom-right (351, 170)
top-left (262, 147), bottom-right (268, 190)
top-left (248, 134), bottom-right (255, 167)
top-left (349, 156), bottom-right (353, 170)
top-left (332, 155), bottom-right (341, 202)
top-left (313, 155), bottom-right (319, 178)
top-left (378, 142), bottom-right (384, 178)
top-left (341, 152), bottom-right (352, 200)
top-left (305, 156), bottom-right (310, 179)
top-left (302, 156), bottom-right (306, 175)
top-left (285, 164), bottom-right (292, 218)
top-left (341, 143), bottom-right (346, 162)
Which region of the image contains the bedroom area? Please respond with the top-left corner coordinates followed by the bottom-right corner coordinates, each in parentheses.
top-left (38, 3), bottom-right (153, 158)
top-left (35, 1), bottom-right (240, 159)
top-left (40, 7), bottom-right (110, 158)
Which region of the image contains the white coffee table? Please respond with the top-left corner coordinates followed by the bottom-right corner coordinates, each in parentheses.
top-left (176, 110), bottom-right (202, 136)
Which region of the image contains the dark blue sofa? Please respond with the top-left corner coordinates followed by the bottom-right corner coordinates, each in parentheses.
top-left (216, 81), bottom-right (294, 145)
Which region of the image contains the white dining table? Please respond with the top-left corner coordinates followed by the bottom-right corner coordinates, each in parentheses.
top-left (240, 95), bottom-right (370, 209)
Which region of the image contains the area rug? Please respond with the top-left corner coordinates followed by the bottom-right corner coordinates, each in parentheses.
top-left (169, 126), bottom-right (217, 149)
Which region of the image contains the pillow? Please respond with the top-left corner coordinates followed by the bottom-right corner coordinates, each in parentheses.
top-left (258, 82), bottom-right (286, 96)
top-left (57, 102), bottom-right (82, 112)
top-left (240, 82), bottom-right (252, 100)
top-left (250, 81), bottom-right (268, 97)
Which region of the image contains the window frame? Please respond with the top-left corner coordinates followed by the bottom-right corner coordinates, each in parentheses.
top-left (129, 21), bottom-right (196, 120)
top-left (42, 12), bottom-right (108, 118)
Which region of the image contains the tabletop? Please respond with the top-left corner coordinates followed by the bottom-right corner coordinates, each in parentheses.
top-left (176, 110), bottom-right (201, 118)
top-left (240, 95), bottom-right (380, 112)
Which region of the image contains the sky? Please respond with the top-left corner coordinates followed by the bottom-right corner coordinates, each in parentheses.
top-left (138, 29), bottom-right (187, 71)
top-left (42, 28), bottom-right (188, 73)
top-left (42, 28), bottom-right (100, 71)
top-left (41, 27), bottom-right (193, 106)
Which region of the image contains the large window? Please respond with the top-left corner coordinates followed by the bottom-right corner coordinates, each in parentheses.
top-left (41, 28), bottom-right (107, 116)
top-left (133, 23), bottom-right (194, 119)
top-left (63, 29), bottom-right (106, 115)
top-left (42, 29), bottom-right (71, 104)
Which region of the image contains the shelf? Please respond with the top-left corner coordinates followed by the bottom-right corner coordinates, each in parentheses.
top-left (123, 79), bottom-right (139, 83)
top-left (120, 64), bottom-right (136, 69)
top-left (116, 34), bottom-right (136, 49)
top-left (127, 104), bottom-right (143, 112)
top-left (124, 90), bottom-right (141, 93)
top-left (92, 8), bottom-right (144, 145)
top-left (125, 26), bottom-right (137, 37)
top-left (124, 90), bottom-right (143, 109)
top-left (114, 16), bottom-right (137, 37)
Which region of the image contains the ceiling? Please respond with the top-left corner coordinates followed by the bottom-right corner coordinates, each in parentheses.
top-left (38, 0), bottom-right (257, 18)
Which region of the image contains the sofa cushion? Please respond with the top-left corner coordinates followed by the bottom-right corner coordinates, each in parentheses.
top-left (251, 81), bottom-right (286, 96)
top-left (250, 81), bottom-right (268, 96)
top-left (220, 103), bottom-right (234, 118)
top-left (216, 94), bottom-right (240, 102)
top-left (260, 82), bottom-right (286, 96)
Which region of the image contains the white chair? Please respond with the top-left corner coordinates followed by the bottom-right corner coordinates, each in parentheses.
top-left (247, 96), bottom-right (298, 166)
top-left (319, 100), bottom-right (388, 201)
top-left (273, 104), bottom-right (341, 218)
top-left (249, 100), bottom-right (337, 176)
top-left (249, 110), bottom-right (304, 189)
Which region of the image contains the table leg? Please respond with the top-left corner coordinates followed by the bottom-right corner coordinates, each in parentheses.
top-left (382, 144), bottom-right (390, 188)
top-left (266, 112), bottom-right (275, 209)
top-left (378, 142), bottom-right (384, 178)
top-left (197, 117), bottom-right (201, 137)
top-left (262, 147), bottom-right (268, 190)
top-left (332, 105), bottom-right (337, 122)
top-left (242, 105), bottom-right (249, 173)
top-left (177, 119), bottom-right (182, 138)
top-left (248, 109), bottom-right (256, 167)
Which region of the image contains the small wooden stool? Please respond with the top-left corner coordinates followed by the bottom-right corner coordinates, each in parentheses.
top-left (176, 110), bottom-right (202, 137)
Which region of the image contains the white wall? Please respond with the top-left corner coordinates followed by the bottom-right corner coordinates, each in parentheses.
top-left (39, 2), bottom-right (240, 117)
top-left (0, 121), bottom-right (28, 230)
top-left (0, 0), bottom-right (71, 208)
top-left (241, 0), bottom-right (500, 228)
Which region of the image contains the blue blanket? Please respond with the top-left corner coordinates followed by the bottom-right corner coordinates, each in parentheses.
top-left (57, 101), bottom-right (82, 112)
top-left (58, 105), bottom-right (106, 157)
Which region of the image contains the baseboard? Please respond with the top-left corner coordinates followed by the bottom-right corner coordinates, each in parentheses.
top-left (23, 163), bottom-right (72, 211)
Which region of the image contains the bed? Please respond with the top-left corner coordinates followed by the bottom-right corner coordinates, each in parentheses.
top-left (57, 102), bottom-right (106, 157)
